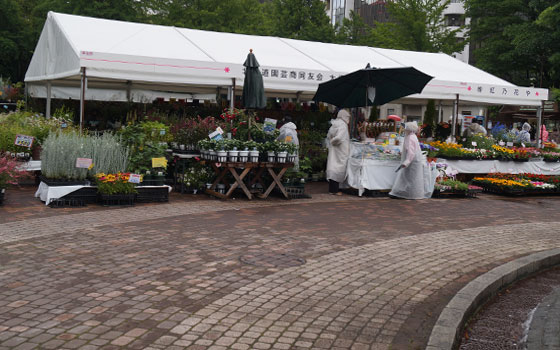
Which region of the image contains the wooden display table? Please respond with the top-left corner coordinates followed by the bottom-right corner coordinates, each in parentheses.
top-left (203, 161), bottom-right (294, 200)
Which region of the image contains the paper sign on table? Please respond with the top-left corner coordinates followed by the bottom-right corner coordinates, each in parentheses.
top-left (263, 118), bottom-right (278, 133)
top-left (499, 141), bottom-right (505, 146)
top-left (76, 158), bottom-right (93, 168)
top-left (152, 157), bottom-right (168, 168)
top-left (128, 174), bottom-right (141, 184)
top-left (471, 141), bottom-right (477, 147)
top-left (14, 134), bottom-right (34, 148)
top-left (507, 142), bottom-right (514, 147)
top-left (209, 127), bottom-right (224, 140)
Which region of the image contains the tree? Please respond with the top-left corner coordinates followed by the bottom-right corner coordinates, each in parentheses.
top-left (422, 100), bottom-right (436, 137)
top-left (0, 0), bottom-right (27, 81)
top-left (334, 11), bottom-right (371, 45)
top-left (368, 0), bottom-right (465, 54)
top-left (268, 0), bottom-right (335, 43)
top-left (465, 0), bottom-right (559, 88)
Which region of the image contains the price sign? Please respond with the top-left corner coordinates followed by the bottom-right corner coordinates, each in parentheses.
top-left (499, 141), bottom-right (505, 146)
top-left (128, 174), bottom-right (141, 184)
top-left (152, 157), bottom-right (168, 168)
top-left (506, 142), bottom-right (514, 147)
top-left (14, 134), bottom-right (34, 148)
top-left (76, 158), bottom-right (93, 169)
top-left (471, 141), bottom-right (477, 147)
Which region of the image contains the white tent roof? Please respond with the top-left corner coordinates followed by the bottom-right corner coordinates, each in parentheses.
top-left (26, 12), bottom-right (548, 106)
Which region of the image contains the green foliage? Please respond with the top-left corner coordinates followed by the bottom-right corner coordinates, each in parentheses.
top-left (120, 122), bottom-right (168, 173)
top-left (465, 0), bottom-right (560, 87)
top-left (422, 100), bottom-right (437, 138)
top-left (436, 179), bottom-right (469, 192)
top-left (96, 173), bottom-right (137, 195)
top-left (368, 0), bottom-right (465, 54)
top-left (41, 131), bottom-right (129, 180)
top-left (460, 134), bottom-right (496, 150)
top-left (268, 0), bottom-right (335, 42)
top-left (180, 161), bottom-right (213, 189)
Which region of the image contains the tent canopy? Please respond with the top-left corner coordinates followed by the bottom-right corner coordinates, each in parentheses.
top-left (26, 12), bottom-right (548, 106)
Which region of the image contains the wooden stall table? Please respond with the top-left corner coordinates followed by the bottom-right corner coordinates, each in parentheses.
top-left (249, 162), bottom-right (294, 199)
top-left (203, 161), bottom-right (293, 200)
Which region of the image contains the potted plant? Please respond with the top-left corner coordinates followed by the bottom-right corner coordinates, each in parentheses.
top-left (0, 154), bottom-right (30, 205)
top-left (246, 141), bottom-right (259, 162)
top-left (95, 172), bottom-right (137, 206)
top-left (263, 141), bottom-right (278, 162)
top-left (276, 142), bottom-right (289, 163)
top-left (228, 139), bottom-right (240, 162)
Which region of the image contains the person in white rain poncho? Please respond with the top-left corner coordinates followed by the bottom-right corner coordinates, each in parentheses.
top-left (326, 109), bottom-right (351, 195)
top-left (389, 121), bottom-right (437, 200)
top-left (277, 116), bottom-right (299, 170)
top-left (518, 122), bottom-right (532, 143)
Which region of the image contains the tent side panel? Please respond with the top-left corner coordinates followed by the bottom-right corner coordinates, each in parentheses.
top-left (25, 12), bottom-right (81, 82)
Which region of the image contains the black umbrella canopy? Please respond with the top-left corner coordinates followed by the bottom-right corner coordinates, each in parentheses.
top-left (242, 49), bottom-right (266, 109)
top-left (313, 66), bottom-right (433, 108)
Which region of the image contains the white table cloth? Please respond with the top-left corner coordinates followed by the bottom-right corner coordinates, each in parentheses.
top-left (346, 157), bottom-right (401, 196)
top-left (437, 159), bottom-right (560, 175)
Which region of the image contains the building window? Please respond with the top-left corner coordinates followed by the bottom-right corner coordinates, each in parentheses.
top-left (445, 14), bottom-right (465, 27)
top-left (331, 0), bottom-right (345, 26)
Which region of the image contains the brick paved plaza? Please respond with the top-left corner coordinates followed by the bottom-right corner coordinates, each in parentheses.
top-left (1, 187), bottom-right (559, 350)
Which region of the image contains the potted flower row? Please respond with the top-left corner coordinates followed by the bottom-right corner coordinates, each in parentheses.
top-left (197, 140), bottom-right (297, 163)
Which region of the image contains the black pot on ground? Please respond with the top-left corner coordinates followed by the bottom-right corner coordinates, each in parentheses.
top-left (0, 188), bottom-right (5, 205)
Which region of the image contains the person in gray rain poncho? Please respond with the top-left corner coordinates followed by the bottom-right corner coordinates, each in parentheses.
top-left (518, 122), bottom-right (532, 143)
top-left (277, 116), bottom-right (299, 169)
top-left (326, 109), bottom-right (351, 195)
top-left (389, 121), bottom-right (437, 199)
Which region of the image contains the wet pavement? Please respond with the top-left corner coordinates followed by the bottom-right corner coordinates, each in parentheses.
top-left (459, 267), bottom-right (560, 350)
top-left (1, 185), bottom-right (560, 349)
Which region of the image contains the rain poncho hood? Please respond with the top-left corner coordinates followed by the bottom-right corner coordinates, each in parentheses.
top-left (278, 122), bottom-right (300, 169)
top-left (326, 110), bottom-right (351, 183)
top-left (389, 125), bottom-right (437, 199)
top-left (519, 122), bottom-right (532, 143)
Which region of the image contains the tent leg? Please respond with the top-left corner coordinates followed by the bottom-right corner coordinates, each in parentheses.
top-left (230, 78), bottom-right (235, 110)
top-left (46, 81), bottom-right (52, 118)
top-left (451, 94), bottom-right (459, 139)
top-left (536, 101), bottom-right (543, 147)
top-left (80, 67), bottom-right (86, 134)
top-left (438, 100), bottom-right (443, 123)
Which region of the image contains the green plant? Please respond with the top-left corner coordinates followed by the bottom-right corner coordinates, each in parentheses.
top-left (0, 155), bottom-right (30, 189)
top-left (180, 161), bottom-right (213, 189)
top-left (95, 172), bottom-right (137, 195)
top-left (299, 157), bottom-right (312, 176)
top-left (41, 132), bottom-right (129, 180)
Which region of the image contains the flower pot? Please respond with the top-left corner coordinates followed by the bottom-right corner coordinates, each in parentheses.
top-left (287, 153), bottom-right (297, 163)
top-left (217, 151), bottom-right (228, 163)
top-left (228, 150), bottom-right (239, 162)
top-left (267, 151), bottom-right (276, 163)
top-left (154, 174), bottom-right (165, 186)
top-left (277, 151), bottom-right (288, 163)
top-left (179, 144), bottom-right (185, 150)
top-left (209, 150), bottom-right (217, 161)
top-left (249, 151), bottom-right (259, 163)
top-left (239, 150), bottom-right (249, 163)
top-left (217, 184), bottom-right (226, 194)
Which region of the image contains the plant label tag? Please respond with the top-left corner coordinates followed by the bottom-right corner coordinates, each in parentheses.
top-left (128, 174), bottom-right (141, 184)
top-left (263, 118), bottom-right (277, 133)
top-left (507, 142), bottom-right (514, 147)
top-left (499, 141), bottom-right (505, 146)
top-left (61, 123), bottom-right (68, 129)
top-left (521, 143), bottom-right (526, 148)
top-left (209, 127), bottom-right (224, 140)
top-left (152, 157), bottom-right (168, 168)
top-left (76, 158), bottom-right (92, 168)
top-left (14, 134), bottom-right (34, 148)
top-left (471, 141), bottom-right (477, 147)
top-left (160, 129), bottom-right (166, 135)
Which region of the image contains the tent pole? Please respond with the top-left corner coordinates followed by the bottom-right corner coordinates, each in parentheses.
top-left (452, 94), bottom-right (459, 139)
top-left (536, 100), bottom-right (543, 148)
top-left (46, 81), bottom-right (52, 119)
top-left (438, 100), bottom-right (443, 123)
top-left (230, 78), bottom-right (235, 110)
top-left (80, 67), bottom-right (87, 134)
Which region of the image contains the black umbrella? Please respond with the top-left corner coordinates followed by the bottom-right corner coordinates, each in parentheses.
top-left (313, 66), bottom-right (433, 108)
top-left (242, 49), bottom-right (266, 109)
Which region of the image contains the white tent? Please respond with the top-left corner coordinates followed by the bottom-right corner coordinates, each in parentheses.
top-left (26, 12), bottom-right (548, 108)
